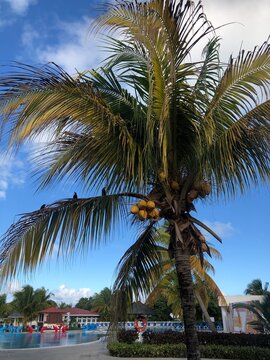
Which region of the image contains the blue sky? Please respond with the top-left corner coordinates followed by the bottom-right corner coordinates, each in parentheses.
top-left (0, 0), bottom-right (269, 304)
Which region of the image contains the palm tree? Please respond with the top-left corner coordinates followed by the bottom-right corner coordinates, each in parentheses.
top-left (12, 285), bottom-right (53, 323)
top-left (92, 287), bottom-right (112, 321)
top-left (0, 294), bottom-right (9, 319)
top-left (0, 1), bottom-right (269, 358)
top-left (112, 225), bottom-right (224, 332)
top-left (233, 293), bottom-right (270, 334)
top-left (58, 302), bottom-right (72, 309)
top-left (75, 297), bottom-right (94, 310)
top-left (245, 279), bottom-right (269, 295)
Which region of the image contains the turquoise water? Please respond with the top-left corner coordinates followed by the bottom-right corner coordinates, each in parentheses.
top-left (0, 331), bottom-right (103, 349)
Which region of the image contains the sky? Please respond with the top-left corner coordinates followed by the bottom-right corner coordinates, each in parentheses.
top-left (0, 0), bottom-right (269, 305)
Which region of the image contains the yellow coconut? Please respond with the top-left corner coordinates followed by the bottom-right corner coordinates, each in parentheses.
top-left (138, 209), bottom-right (148, 221)
top-left (146, 200), bottom-right (156, 210)
top-left (138, 199), bottom-right (147, 209)
top-left (148, 208), bottom-right (160, 218)
top-left (171, 181), bottom-right (180, 190)
top-left (158, 171), bottom-right (166, 182)
top-left (130, 205), bottom-right (139, 214)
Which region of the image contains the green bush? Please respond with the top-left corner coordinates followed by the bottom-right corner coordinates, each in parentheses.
top-left (142, 330), bottom-right (270, 347)
top-left (200, 344), bottom-right (270, 360)
top-left (108, 343), bottom-right (186, 357)
top-left (108, 342), bottom-right (270, 359)
top-left (117, 329), bottom-right (138, 343)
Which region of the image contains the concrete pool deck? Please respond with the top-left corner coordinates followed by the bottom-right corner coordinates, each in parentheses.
top-left (0, 339), bottom-right (232, 360)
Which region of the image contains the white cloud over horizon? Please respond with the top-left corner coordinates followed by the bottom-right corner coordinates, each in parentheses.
top-left (1, 282), bottom-right (93, 304)
top-left (4, 0), bottom-right (37, 15)
top-left (52, 284), bottom-right (93, 305)
top-left (1, 280), bottom-right (22, 301)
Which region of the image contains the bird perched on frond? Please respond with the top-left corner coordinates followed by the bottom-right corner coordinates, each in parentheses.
top-left (73, 192), bottom-right (78, 199)
top-left (40, 204), bottom-right (46, 210)
top-left (102, 187), bottom-right (106, 196)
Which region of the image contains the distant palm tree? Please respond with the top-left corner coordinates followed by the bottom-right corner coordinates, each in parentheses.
top-left (92, 287), bottom-right (112, 321)
top-left (58, 302), bottom-right (72, 309)
top-left (233, 293), bottom-right (270, 334)
top-left (0, 294), bottom-right (9, 319)
top-left (245, 279), bottom-right (269, 295)
top-left (12, 285), bottom-right (53, 323)
top-left (0, 1), bottom-right (269, 358)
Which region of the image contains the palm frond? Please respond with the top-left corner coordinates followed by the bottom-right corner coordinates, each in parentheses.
top-left (0, 63), bottom-right (158, 192)
top-left (113, 224), bottom-right (161, 299)
top-left (0, 193), bottom-right (136, 280)
top-left (93, 0), bottom-right (214, 176)
top-left (188, 215), bottom-right (222, 243)
top-left (208, 41), bottom-right (270, 119)
top-left (194, 37), bottom-right (221, 98)
top-left (206, 99), bottom-right (270, 195)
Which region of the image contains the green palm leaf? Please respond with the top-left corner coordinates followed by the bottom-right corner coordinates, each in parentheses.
top-left (0, 194), bottom-right (140, 280)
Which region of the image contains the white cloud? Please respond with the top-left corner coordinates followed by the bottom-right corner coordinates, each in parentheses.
top-left (4, 0), bottom-right (37, 15)
top-left (0, 17), bottom-right (14, 28)
top-left (52, 284), bottom-right (93, 305)
top-left (34, 17), bottom-right (103, 74)
top-left (203, 220), bottom-right (235, 239)
top-left (202, 0), bottom-right (270, 61)
top-left (21, 23), bottom-right (40, 48)
top-left (0, 190), bottom-right (6, 199)
top-left (1, 280), bottom-right (22, 299)
top-left (0, 153), bottom-right (26, 200)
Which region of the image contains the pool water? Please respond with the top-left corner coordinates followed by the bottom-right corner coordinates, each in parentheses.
top-left (0, 331), bottom-right (103, 349)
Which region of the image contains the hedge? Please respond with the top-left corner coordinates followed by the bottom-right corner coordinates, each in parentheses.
top-left (108, 342), bottom-right (270, 360)
top-left (138, 330), bottom-right (270, 347)
top-left (118, 330), bottom-right (138, 344)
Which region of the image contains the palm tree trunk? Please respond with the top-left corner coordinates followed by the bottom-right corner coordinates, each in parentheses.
top-left (174, 248), bottom-right (200, 360)
top-left (194, 290), bottom-right (217, 333)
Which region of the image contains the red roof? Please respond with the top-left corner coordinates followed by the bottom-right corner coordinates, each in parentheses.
top-left (40, 307), bottom-right (99, 316)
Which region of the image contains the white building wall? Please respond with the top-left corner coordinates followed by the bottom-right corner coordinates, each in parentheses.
top-left (219, 295), bottom-right (263, 333)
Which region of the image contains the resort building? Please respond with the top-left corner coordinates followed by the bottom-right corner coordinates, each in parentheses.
top-left (218, 295), bottom-right (263, 333)
top-left (38, 307), bottom-right (100, 327)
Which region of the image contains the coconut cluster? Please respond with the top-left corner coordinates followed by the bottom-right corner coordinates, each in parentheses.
top-left (186, 181), bottom-right (211, 204)
top-left (158, 172), bottom-right (180, 191)
top-left (130, 200), bottom-right (160, 221)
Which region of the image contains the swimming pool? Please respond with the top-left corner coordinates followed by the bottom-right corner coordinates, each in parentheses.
top-left (0, 331), bottom-right (103, 349)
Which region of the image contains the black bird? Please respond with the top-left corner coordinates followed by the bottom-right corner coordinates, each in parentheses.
top-left (73, 192), bottom-right (78, 199)
top-left (102, 187), bottom-right (106, 196)
top-left (40, 204), bottom-right (46, 210)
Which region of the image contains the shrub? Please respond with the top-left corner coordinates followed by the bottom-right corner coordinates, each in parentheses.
top-left (200, 344), bottom-right (270, 360)
top-left (108, 342), bottom-right (270, 360)
top-left (108, 343), bottom-right (186, 358)
top-left (117, 329), bottom-right (138, 344)
top-left (142, 330), bottom-right (270, 347)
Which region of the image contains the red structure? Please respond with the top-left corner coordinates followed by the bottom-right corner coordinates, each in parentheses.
top-left (38, 307), bottom-right (100, 328)
top-left (27, 325), bottom-right (33, 333)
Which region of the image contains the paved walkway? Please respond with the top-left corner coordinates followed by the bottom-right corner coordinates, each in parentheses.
top-left (0, 340), bottom-right (230, 360)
